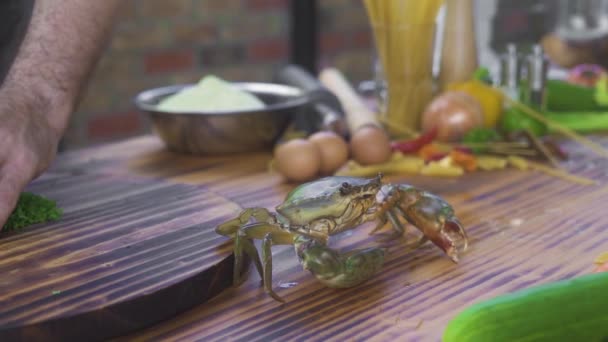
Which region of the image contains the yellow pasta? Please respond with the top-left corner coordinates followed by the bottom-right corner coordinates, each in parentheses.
top-left (364, 0), bottom-right (444, 135)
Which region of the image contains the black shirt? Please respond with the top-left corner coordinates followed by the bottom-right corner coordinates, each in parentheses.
top-left (0, 0), bottom-right (34, 85)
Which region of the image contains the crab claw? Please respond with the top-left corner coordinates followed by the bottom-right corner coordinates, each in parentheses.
top-left (398, 191), bottom-right (469, 263)
top-left (435, 218), bottom-right (468, 263)
top-left (406, 214), bottom-right (468, 263)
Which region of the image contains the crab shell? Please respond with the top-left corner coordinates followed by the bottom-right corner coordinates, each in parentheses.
top-left (276, 176), bottom-right (382, 227)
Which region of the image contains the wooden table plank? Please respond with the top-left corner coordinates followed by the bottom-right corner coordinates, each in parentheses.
top-left (25, 135), bottom-right (608, 341)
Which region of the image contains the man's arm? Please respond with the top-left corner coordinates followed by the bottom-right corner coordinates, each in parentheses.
top-left (0, 0), bottom-right (122, 229)
top-left (4, 0), bottom-right (122, 137)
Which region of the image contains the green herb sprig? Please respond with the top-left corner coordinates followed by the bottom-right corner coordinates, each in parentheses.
top-left (2, 192), bottom-right (62, 232)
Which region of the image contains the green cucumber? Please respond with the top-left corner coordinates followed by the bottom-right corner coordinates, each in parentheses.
top-left (543, 111), bottom-right (608, 133)
top-left (546, 79), bottom-right (605, 111)
top-left (443, 272), bottom-right (608, 342)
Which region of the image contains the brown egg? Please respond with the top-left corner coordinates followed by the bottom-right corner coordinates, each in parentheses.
top-left (349, 125), bottom-right (392, 165)
top-left (274, 138), bottom-right (321, 182)
top-left (421, 91), bottom-right (483, 142)
top-left (308, 131), bottom-right (350, 175)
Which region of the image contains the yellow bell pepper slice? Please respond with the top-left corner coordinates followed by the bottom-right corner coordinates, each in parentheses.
top-left (447, 80), bottom-right (503, 128)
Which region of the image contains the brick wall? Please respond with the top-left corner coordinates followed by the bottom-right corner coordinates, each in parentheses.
top-left (65, 0), bottom-right (374, 149)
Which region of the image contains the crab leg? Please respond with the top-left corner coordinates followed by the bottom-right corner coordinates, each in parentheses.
top-left (237, 223), bottom-right (295, 302)
top-left (233, 231), bottom-right (263, 286)
top-left (262, 231), bottom-right (294, 303)
top-left (369, 216), bottom-right (387, 235)
top-left (294, 236), bottom-right (385, 288)
top-left (386, 209), bottom-right (406, 236)
top-left (217, 208), bottom-right (282, 288)
top-left (216, 208), bottom-right (273, 237)
top-left (374, 208), bottom-right (430, 250)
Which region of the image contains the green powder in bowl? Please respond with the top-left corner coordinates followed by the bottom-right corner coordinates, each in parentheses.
top-left (157, 75), bottom-right (266, 113)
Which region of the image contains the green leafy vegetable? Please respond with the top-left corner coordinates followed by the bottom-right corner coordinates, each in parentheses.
top-left (472, 67), bottom-right (492, 84)
top-left (2, 192), bottom-right (62, 232)
top-left (500, 106), bottom-right (548, 137)
top-left (462, 128), bottom-right (502, 153)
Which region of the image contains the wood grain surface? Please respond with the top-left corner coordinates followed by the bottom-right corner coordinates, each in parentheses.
top-left (0, 170), bottom-right (245, 342)
top-left (7, 135), bottom-right (608, 341)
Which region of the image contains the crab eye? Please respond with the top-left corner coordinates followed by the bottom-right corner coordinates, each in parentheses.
top-left (339, 182), bottom-right (353, 195)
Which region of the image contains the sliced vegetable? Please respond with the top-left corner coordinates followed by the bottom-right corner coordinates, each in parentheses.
top-left (443, 272), bottom-right (608, 342)
top-left (418, 143), bottom-right (448, 162)
top-left (420, 160), bottom-right (464, 177)
top-left (450, 150), bottom-right (477, 172)
top-left (507, 155), bottom-right (529, 170)
top-left (594, 251), bottom-right (608, 265)
top-left (335, 156), bottom-right (425, 177)
top-left (476, 155), bottom-right (507, 171)
top-left (593, 252), bottom-right (608, 273)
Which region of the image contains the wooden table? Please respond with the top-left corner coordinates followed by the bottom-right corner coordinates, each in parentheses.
top-left (11, 135), bottom-right (608, 341)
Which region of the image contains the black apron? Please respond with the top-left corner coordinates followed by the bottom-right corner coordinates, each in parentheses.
top-left (0, 0), bottom-right (35, 86)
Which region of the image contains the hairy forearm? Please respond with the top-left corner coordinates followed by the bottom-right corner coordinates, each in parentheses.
top-left (2, 0), bottom-right (121, 138)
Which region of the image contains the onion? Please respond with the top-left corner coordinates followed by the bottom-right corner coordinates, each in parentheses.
top-left (421, 91), bottom-right (484, 142)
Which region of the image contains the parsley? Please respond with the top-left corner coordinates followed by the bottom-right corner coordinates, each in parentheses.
top-left (3, 192), bottom-right (62, 232)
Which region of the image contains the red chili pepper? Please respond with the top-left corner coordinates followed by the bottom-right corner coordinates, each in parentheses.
top-left (390, 127), bottom-right (438, 153)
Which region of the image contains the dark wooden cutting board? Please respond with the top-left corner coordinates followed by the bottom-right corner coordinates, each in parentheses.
top-left (0, 172), bottom-right (244, 342)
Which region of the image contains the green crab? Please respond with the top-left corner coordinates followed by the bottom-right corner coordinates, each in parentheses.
top-left (216, 174), bottom-right (468, 302)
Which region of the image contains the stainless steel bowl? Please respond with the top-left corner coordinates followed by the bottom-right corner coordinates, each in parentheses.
top-left (134, 82), bottom-right (308, 155)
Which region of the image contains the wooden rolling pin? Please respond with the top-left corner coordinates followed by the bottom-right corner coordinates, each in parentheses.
top-left (438, 0), bottom-right (478, 89)
top-left (319, 68), bottom-right (392, 165)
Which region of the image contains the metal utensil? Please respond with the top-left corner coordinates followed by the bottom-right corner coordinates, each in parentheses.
top-left (526, 44), bottom-right (549, 107)
top-left (134, 82), bottom-right (308, 155)
top-left (499, 43), bottom-right (522, 100)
